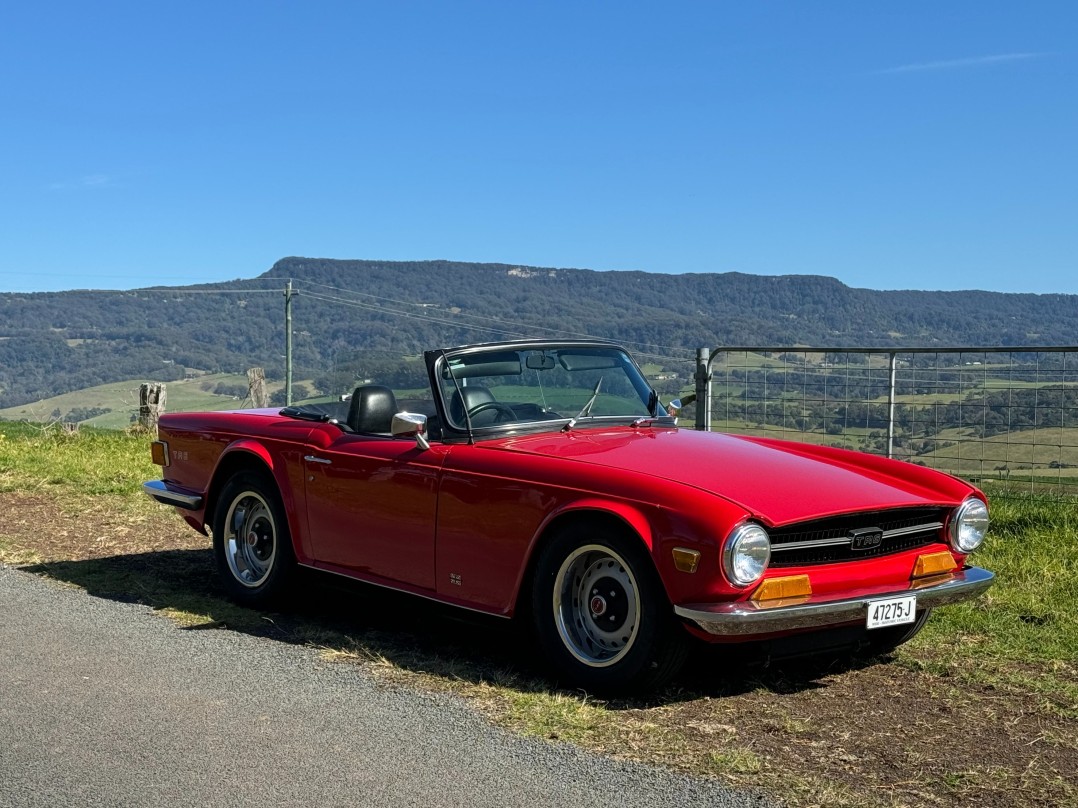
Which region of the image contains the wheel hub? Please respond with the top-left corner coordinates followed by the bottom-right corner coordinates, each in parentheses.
top-left (224, 493), bottom-right (276, 588)
top-left (589, 576), bottom-right (628, 631)
top-left (245, 517), bottom-right (274, 561)
top-left (589, 594), bottom-right (607, 616)
top-left (553, 545), bottom-right (641, 667)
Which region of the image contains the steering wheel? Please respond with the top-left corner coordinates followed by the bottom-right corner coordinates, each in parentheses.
top-left (467, 401), bottom-right (516, 423)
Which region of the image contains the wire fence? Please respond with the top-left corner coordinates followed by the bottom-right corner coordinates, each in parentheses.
top-left (692, 347), bottom-right (1078, 501)
top-left (5, 278), bottom-right (1077, 503)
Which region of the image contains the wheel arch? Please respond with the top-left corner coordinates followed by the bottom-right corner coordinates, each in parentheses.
top-left (204, 441), bottom-right (278, 534)
top-left (512, 499), bottom-right (671, 618)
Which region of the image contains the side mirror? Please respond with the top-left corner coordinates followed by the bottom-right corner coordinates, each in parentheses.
top-left (666, 393), bottom-right (696, 413)
top-left (391, 412), bottom-right (430, 450)
top-left (664, 394), bottom-right (696, 422)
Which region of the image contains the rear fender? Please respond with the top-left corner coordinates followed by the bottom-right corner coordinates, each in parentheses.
top-left (205, 439), bottom-right (310, 565)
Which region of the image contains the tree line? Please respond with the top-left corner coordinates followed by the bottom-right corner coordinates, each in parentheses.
top-left (2, 257), bottom-right (1077, 410)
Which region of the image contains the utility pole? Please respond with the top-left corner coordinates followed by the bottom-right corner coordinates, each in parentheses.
top-left (285, 280), bottom-right (294, 406)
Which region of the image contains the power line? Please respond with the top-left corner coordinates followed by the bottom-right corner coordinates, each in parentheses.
top-left (132, 288), bottom-right (281, 294)
top-left (293, 280), bottom-right (695, 361)
top-left (299, 290), bottom-right (535, 340)
top-left (2, 287), bottom-right (282, 295)
top-left (4, 278), bottom-right (695, 367)
top-left (298, 280), bottom-right (564, 337)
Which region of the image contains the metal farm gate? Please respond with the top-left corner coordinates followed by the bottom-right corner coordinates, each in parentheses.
top-left (689, 346), bottom-right (1078, 499)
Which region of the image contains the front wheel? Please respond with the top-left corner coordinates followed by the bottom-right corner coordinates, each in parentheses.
top-left (530, 525), bottom-right (688, 694)
top-left (212, 471), bottom-right (296, 607)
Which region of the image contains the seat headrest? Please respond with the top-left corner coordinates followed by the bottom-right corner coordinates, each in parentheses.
top-left (347, 385), bottom-right (398, 433)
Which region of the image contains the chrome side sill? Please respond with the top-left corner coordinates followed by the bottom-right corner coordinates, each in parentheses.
top-left (143, 480), bottom-right (203, 510)
top-left (675, 566), bottom-right (995, 637)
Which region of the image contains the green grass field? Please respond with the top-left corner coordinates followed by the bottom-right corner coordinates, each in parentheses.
top-left (0, 373), bottom-right (255, 429)
top-left (910, 426), bottom-right (1078, 473)
top-left (0, 373), bottom-right (314, 429)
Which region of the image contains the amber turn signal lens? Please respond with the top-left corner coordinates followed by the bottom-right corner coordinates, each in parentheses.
top-left (150, 441), bottom-right (169, 467)
top-left (912, 551), bottom-right (957, 579)
top-left (750, 574), bottom-right (812, 602)
top-left (671, 547), bottom-right (701, 573)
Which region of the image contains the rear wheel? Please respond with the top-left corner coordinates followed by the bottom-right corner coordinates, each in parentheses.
top-left (530, 523), bottom-right (688, 694)
top-left (212, 471), bottom-right (296, 607)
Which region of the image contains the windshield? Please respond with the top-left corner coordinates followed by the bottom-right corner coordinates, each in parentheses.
top-left (437, 345), bottom-right (658, 432)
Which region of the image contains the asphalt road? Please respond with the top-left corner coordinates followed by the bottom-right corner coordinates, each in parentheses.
top-left (0, 565), bottom-right (774, 808)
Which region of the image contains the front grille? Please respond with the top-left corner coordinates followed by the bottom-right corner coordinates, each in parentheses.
top-left (769, 507), bottom-right (949, 567)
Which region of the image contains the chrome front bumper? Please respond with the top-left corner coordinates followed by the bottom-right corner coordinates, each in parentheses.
top-left (674, 566), bottom-right (995, 637)
top-left (143, 480), bottom-right (203, 510)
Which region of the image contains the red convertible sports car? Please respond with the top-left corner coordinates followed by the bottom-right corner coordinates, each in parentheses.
top-left (145, 340), bottom-right (994, 692)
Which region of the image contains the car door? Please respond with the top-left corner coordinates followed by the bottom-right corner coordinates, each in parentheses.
top-left (302, 431), bottom-right (448, 591)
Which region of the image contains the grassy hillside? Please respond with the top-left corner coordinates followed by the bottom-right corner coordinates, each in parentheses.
top-left (3, 257), bottom-right (1078, 411)
top-left (0, 373), bottom-right (283, 429)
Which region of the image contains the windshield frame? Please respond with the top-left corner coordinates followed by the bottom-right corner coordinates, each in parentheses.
top-left (426, 340), bottom-right (671, 441)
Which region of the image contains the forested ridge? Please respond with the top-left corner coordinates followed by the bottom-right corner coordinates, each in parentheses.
top-left (1, 257), bottom-right (1076, 408)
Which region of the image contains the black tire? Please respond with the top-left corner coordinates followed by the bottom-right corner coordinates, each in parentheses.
top-left (212, 470), bottom-right (297, 607)
top-left (530, 523), bottom-right (688, 695)
top-left (861, 608), bottom-right (932, 657)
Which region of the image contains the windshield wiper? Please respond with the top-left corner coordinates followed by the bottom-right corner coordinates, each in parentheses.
top-left (563, 377), bottom-right (602, 432)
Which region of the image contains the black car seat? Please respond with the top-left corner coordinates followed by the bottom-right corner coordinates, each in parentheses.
top-left (449, 385), bottom-right (500, 427)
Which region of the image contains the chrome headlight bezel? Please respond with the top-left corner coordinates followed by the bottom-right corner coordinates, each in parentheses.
top-left (949, 497), bottom-right (990, 554)
top-left (722, 522), bottom-right (771, 587)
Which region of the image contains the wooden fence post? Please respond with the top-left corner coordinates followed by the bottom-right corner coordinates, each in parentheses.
top-left (139, 383), bottom-right (166, 431)
top-left (247, 367), bottom-right (268, 408)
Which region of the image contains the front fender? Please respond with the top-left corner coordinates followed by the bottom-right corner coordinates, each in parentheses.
top-left (534, 497), bottom-right (657, 551)
top-left (509, 497), bottom-right (663, 616)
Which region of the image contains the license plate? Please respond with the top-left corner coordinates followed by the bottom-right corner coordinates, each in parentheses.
top-left (866, 595), bottom-right (917, 629)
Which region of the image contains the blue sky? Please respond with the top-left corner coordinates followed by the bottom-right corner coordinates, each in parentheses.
top-left (1, 2), bottom-right (1074, 294)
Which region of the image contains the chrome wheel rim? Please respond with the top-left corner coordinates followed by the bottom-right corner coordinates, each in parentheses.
top-left (223, 491), bottom-right (277, 588)
top-left (553, 544), bottom-right (641, 668)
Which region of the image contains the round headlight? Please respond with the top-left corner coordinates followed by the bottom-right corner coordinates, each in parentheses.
top-left (950, 498), bottom-right (989, 553)
top-left (723, 523), bottom-right (771, 587)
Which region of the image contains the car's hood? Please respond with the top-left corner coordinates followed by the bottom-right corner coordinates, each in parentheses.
top-left (492, 427), bottom-right (974, 526)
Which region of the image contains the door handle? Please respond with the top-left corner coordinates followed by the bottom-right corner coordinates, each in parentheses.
top-left (304, 455), bottom-right (332, 465)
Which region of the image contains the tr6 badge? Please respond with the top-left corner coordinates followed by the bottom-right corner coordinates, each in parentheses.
top-left (849, 527), bottom-right (884, 551)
